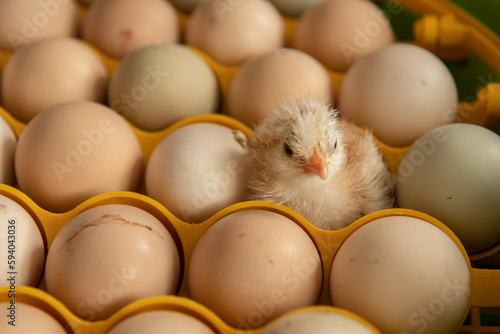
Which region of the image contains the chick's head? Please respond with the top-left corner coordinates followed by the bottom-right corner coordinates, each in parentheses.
top-left (249, 98), bottom-right (346, 183)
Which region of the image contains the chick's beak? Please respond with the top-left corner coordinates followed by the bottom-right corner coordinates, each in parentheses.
top-left (303, 144), bottom-right (328, 180)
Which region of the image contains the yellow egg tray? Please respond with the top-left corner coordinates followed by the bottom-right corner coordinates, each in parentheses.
top-left (0, 0), bottom-right (499, 332)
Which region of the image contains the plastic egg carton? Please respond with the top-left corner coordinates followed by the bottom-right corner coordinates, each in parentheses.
top-left (0, 0), bottom-right (500, 333)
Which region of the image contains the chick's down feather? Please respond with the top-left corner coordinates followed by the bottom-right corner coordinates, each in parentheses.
top-left (246, 98), bottom-right (395, 230)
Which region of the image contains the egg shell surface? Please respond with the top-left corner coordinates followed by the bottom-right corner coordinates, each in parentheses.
top-left (338, 43), bottom-right (458, 147)
top-left (45, 204), bottom-right (181, 321)
top-left (227, 48), bottom-right (334, 127)
top-left (106, 310), bottom-right (216, 334)
top-left (0, 195), bottom-right (45, 288)
top-left (0, 302), bottom-right (67, 333)
top-left (330, 215), bottom-right (470, 334)
top-left (396, 123), bottom-right (500, 254)
top-left (108, 43), bottom-right (219, 131)
top-left (145, 122), bottom-right (249, 223)
top-left (188, 209), bottom-right (323, 329)
top-left (14, 101), bottom-right (143, 212)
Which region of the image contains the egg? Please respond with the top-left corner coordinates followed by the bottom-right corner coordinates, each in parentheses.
top-left (145, 122), bottom-right (249, 223)
top-left (106, 310), bottom-right (216, 334)
top-left (14, 101), bottom-right (143, 213)
top-left (185, 0), bottom-right (285, 66)
top-left (396, 123), bottom-right (500, 254)
top-left (0, 195), bottom-right (45, 288)
top-left (188, 209), bottom-right (323, 329)
top-left (45, 204), bottom-right (181, 321)
top-left (0, 115), bottom-right (16, 185)
top-left (0, 302), bottom-right (67, 333)
top-left (260, 309), bottom-right (379, 333)
top-left (226, 48), bottom-right (334, 127)
top-left (1, 37), bottom-right (108, 122)
top-left (108, 44), bottom-right (219, 132)
top-left (0, 0), bottom-right (79, 51)
top-left (268, 0), bottom-right (326, 17)
top-left (293, 0), bottom-right (394, 72)
top-left (338, 43), bottom-right (458, 147)
top-left (330, 214), bottom-right (470, 334)
top-left (82, 0), bottom-right (180, 59)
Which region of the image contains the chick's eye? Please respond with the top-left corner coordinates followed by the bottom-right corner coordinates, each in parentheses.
top-left (334, 139), bottom-right (337, 150)
top-left (284, 143), bottom-right (294, 156)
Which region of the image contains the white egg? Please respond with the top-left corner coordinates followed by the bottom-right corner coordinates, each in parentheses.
top-left (145, 122), bottom-right (249, 223)
top-left (0, 194), bottom-right (45, 288)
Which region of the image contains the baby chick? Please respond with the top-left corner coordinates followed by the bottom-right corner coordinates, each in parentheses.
top-left (246, 97), bottom-right (395, 230)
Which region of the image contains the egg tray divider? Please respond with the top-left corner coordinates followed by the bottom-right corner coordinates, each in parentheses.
top-left (0, 0), bottom-right (499, 332)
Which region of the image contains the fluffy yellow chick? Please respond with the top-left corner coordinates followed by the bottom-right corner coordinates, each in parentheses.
top-left (245, 97), bottom-right (395, 230)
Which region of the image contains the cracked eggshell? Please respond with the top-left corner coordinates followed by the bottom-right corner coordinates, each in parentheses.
top-left (330, 215), bottom-right (470, 334)
top-left (145, 122), bottom-right (249, 223)
top-left (45, 204), bottom-right (181, 321)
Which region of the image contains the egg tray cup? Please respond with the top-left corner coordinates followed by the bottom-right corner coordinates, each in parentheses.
top-left (0, 0), bottom-right (500, 332)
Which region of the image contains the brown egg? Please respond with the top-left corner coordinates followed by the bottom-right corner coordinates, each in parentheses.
top-left (82, 0), bottom-right (180, 59)
top-left (14, 101), bottom-right (142, 213)
top-left (106, 310), bottom-right (216, 334)
top-left (0, 0), bottom-right (79, 51)
top-left (188, 210), bottom-right (323, 329)
top-left (226, 48), bottom-right (334, 127)
top-left (45, 204), bottom-right (181, 321)
top-left (293, 0), bottom-right (394, 72)
top-left (1, 37), bottom-right (108, 122)
top-left (185, 0), bottom-right (285, 66)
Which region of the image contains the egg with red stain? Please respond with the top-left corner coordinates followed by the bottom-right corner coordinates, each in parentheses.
top-left (82, 0), bottom-right (180, 59)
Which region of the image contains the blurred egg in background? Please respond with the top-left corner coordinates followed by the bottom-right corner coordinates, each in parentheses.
top-left (227, 48), bottom-right (334, 127)
top-left (293, 0), bottom-right (394, 72)
top-left (82, 0), bottom-right (180, 59)
top-left (108, 43), bottom-right (219, 132)
top-left (186, 0), bottom-right (285, 66)
top-left (339, 43), bottom-right (458, 147)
